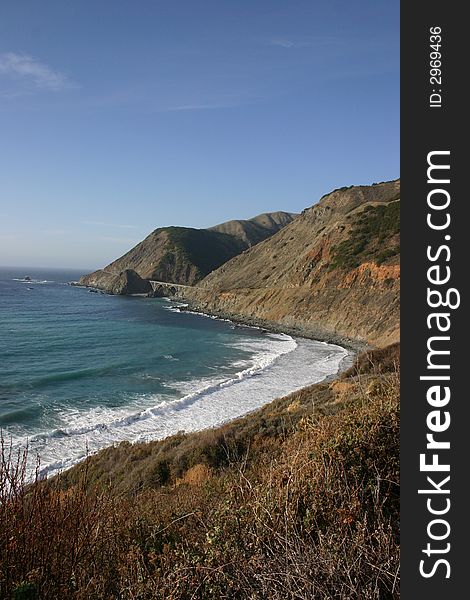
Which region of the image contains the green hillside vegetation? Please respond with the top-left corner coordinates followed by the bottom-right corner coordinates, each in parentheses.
top-left (1, 345), bottom-right (400, 600)
top-left (329, 201), bottom-right (400, 271)
top-left (84, 212), bottom-right (297, 288)
top-left (162, 227), bottom-right (246, 280)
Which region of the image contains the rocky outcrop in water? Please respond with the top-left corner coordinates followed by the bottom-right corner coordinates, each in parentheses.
top-left (79, 269), bottom-right (152, 295)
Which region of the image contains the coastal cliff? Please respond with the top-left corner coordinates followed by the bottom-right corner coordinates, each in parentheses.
top-left (182, 180), bottom-right (400, 347)
top-left (79, 181), bottom-right (399, 347)
top-left (78, 212), bottom-right (297, 291)
top-left (1, 181), bottom-right (401, 599)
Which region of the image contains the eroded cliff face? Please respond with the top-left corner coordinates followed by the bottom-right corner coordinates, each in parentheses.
top-left (181, 181), bottom-right (400, 347)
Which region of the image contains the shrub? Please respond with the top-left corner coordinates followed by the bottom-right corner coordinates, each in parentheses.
top-left (0, 345), bottom-right (400, 599)
top-left (330, 201), bottom-right (400, 271)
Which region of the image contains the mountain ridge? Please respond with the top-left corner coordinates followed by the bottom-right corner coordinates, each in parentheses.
top-left (209, 211), bottom-right (297, 247)
top-left (180, 180), bottom-right (400, 347)
top-left (79, 180), bottom-right (400, 347)
top-left (79, 211), bottom-right (297, 290)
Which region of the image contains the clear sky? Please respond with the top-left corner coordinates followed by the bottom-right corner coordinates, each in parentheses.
top-left (0, 0), bottom-right (399, 270)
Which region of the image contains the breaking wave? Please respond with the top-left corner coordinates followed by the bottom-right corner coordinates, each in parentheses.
top-left (11, 334), bottom-right (348, 480)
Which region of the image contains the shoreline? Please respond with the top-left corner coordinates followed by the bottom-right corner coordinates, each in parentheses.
top-left (36, 334), bottom-right (348, 479)
top-left (75, 285), bottom-right (363, 389)
top-left (163, 296), bottom-right (359, 378)
top-left (173, 298), bottom-right (369, 354)
top-left (75, 279), bottom-right (370, 354)
top-left (19, 290), bottom-right (354, 479)
top-left (18, 286), bottom-right (361, 480)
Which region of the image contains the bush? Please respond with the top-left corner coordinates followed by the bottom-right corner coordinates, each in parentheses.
top-left (13, 582), bottom-right (38, 600)
top-left (330, 201), bottom-right (400, 271)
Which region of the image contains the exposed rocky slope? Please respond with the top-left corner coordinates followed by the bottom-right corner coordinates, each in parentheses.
top-left (181, 181), bottom-right (400, 347)
top-left (79, 212), bottom-right (297, 291)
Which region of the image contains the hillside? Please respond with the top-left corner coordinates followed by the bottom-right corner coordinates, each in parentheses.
top-left (79, 212), bottom-right (297, 291)
top-left (182, 180), bottom-right (400, 347)
top-left (1, 344), bottom-right (400, 599)
top-left (1, 182), bottom-right (401, 598)
top-left (209, 211), bottom-right (297, 247)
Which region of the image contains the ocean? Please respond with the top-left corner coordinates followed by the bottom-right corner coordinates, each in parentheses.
top-left (0, 267), bottom-right (348, 478)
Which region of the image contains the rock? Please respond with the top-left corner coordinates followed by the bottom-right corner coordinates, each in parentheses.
top-left (79, 269), bottom-right (152, 295)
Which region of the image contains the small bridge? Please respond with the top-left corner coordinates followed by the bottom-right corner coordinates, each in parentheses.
top-left (149, 280), bottom-right (191, 296)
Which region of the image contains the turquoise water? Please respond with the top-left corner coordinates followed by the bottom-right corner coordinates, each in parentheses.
top-left (0, 267), bottom-right (347, 477)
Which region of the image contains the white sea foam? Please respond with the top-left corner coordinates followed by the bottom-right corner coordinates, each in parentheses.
top-left (162, 304), bottom-right (234, 323)
top-left (12, 278), bottom-right (52, 284)
top-left (14, 332), bottom-right (348, 480)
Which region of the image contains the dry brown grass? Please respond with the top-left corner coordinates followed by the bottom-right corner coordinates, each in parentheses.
top-left (0, 345), bottom-right (400, 599)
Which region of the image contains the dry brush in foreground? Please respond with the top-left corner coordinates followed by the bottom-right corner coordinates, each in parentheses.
top-left (0, 345), bottom-right (400, 599)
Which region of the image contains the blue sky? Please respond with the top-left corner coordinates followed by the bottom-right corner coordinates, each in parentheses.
top-left (0, 0), bottom-right (399, 269)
